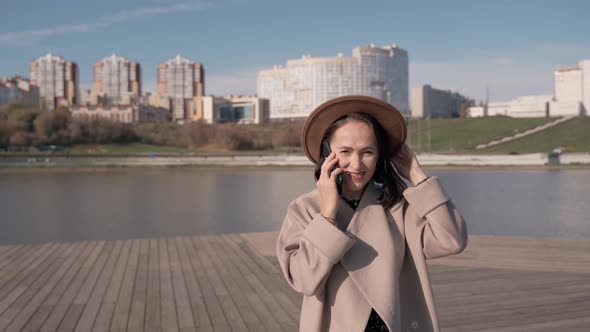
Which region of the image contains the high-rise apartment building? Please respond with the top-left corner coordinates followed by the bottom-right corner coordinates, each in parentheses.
top-left (30, 53), bottom-right (79, 110)
top-left (257, 43), bottom-right (409, 119)
top-left (93, 54), bottom-right (141, 105)
top-left (552, 59), bottom-right (590, 116)
top-left (157, 55), bottom-right (204, 123)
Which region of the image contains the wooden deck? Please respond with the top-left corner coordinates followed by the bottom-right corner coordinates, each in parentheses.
top-left (0, 234), bottom-right (589, 332)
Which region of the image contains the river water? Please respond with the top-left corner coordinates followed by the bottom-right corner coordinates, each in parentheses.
top-left (0, 168), bottom-right (588, 244)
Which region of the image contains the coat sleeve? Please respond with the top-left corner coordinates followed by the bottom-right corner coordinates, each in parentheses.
top-left (276, 203), bottom-right (356, 296)
top-left (403, 176), bottom-right (468, 259)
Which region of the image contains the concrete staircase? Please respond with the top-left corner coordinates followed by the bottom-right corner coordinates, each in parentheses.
top-left (475, 115), bottom-right (577, 150)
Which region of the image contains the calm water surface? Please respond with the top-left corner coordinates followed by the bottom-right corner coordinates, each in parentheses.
top-left (0, 168), bottom-right (589, 244)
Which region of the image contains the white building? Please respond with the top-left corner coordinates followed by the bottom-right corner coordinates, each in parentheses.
top-left (71, 104), bottom-right (169, 123)
top-left (469, 95), bottom-right (552, 118)
top-left (469, 58), bottom-right (590, 118)
top-left (583, 60), bottom-right (590, 114)
top-left (157, 55), bottom-right (205, 123)
top-left (202, 95), bottom-right (269, 124)
top-left (30, 53), bottom-right (79, 110)
top-left (257, 43), bottom-right (409, 119)
top-left (80, 88), bottom-right (92, 106)
top-left (551, 59), bottom-right (590, 116)
top-left (0, 76), bottom-right (40, 108)
top-left (93, 54), bottom-right (141, 105)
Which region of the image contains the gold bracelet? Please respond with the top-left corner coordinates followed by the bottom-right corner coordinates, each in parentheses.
top-left (415, 176), bottom-right (431, 186)
top-left (322, 215), bottom-right (336, 223)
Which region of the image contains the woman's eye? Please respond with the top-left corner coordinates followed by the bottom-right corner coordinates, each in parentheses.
top-left (364, 151), bottom-right (374, 155)
top-left (339, 151), bottom-right (350, 155)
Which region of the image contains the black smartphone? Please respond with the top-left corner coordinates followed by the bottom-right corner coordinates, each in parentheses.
top-left (322, 140), bottom-right (343, 195)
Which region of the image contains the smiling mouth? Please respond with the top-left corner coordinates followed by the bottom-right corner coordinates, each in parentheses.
top-left (345, 171), bottom-right (366, 180)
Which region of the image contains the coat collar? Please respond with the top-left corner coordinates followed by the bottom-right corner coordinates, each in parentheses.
top-left (337, 184), bottom-right (406, 330)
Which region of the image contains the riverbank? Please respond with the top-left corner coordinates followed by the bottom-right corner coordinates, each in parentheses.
top-left (1, 152), bottom-right (589, 170)
top-left (1, 163), bottom-right (590, 174)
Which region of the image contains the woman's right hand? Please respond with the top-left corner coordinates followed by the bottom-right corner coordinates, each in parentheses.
top-left (317, 152), bottom-right (344, 223)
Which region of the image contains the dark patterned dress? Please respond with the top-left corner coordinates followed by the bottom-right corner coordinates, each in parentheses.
top-left (342, 197), bottom-right (390, 332)
top-left (365, 309), bottom-right (389, 332)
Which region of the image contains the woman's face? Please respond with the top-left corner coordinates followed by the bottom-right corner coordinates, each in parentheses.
top-left (329, 120), bottom-right (379, 198)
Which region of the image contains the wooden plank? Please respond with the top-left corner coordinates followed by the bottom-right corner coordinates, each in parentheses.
top-left (230, 233), bottom-right (303, 315)
top-left (191, 236), bottom-right (248, 331)
top-left (202, 236), bottom-right (268, 331)
top-left (432, 270), bottom-right (589, 301)
top-left (430, 236), bottom-right (590, 273)
top-left (3, 242), bottom-right (86, 331)
top-left (221, 234), bottom-right (301, 324)
top-left (109, 239), bottom-right (140, 332)
top-left (0, 243), bottom-right (52, 292)
top-left (476, 315), bottom-right (590, 332)
top-left (127, 239), bottom-right (149, 332)
top-left (235, 235), bottom-right (277, 275)
top-left (37, 241), bottom-right (106, 332)
top-left (441, 302), bottom-right (590, 331)
top-left (0, 233), bottom-right (588, 332)
top-left (173, 237), bottom-right (213, 332)
top-left (73, 240), bottom-right (124, 332)
top-left (59, 241), bottom-right (115, 330)
top-left (207, 235), bottom-right (282, 331)
top-left (0, 244), bottom-right (27, 273)
top-left (159, 238), bottom-right (179, 332)
top-left (0, 243), bottom-right (56, 310)
top-left (0, 244), bottom-right (11, 256)
top-left (238, 232), bottom-right (277, 257)
top-left (168, 237), bottom-right (196, 331)
top-left (428, 265), bottom-right (590, 331)
top-left (182, 236), bottom-right (229, 331)
top-left (0, 243), bottom-right (66, 329)
top-left (215, 234), bottom-right (296, 326)
top-left (144, 239), bottom-right (161, 332)
top-left (91, 239), bottom-right (132, 332)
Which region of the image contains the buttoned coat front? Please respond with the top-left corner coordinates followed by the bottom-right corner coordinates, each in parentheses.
top-left (276, 176), bottom-right (468, 332)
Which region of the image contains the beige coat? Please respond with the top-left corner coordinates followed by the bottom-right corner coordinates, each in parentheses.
top-left (276, 176), bottom-right (468, 332)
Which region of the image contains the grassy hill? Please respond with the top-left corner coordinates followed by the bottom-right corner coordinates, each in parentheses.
top-left (478, 116), bottom-right (590, 154)
top-left (406, 116), bottom-right (562, 153)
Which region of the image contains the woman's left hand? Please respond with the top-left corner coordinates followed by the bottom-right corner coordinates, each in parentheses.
top-left (392, 144), bottom-right (428, 186)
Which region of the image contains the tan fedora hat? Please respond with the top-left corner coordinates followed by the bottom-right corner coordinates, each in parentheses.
top-left (301, 95), bottom-right (407, 164)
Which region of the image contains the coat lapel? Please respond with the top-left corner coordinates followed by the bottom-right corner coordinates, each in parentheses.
top-left (339, 185), bottom-right (406, 330)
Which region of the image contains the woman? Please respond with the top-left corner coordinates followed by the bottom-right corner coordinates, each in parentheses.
top-left (276, 95), bottom-right (468, 332)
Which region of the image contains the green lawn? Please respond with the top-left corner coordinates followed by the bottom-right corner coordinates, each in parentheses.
top-left (479, 117), bottom-right (590, 153)
top-left (406, 116), bottom-right (558, 153)
top-left (65, 143), bottom-right (196, 155)
top-left (2, 117), bottom-right (586, 155)
top-left (63, 143), bottom-right (303, 156)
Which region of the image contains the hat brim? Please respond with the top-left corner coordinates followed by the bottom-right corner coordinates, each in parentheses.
top-left (301, 95), bottom-right (407, 164)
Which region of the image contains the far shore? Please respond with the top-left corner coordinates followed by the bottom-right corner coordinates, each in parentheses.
top-left (1, 163), bottom-right (588, 173)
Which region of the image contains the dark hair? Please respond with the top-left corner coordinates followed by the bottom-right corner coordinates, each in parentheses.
top-left (313, 112), bottom-right (407, 209)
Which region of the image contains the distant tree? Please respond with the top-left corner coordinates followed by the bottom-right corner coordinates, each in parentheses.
top-left (9, 130), bottom-right (34, 146)
top-left (271, 122), bottom-right (303, 149)
top-left (34, 107), bottom-right (72, 144)
top-left (3, 102), bottom-right (27, 113)
top-left (184, 120), bottom-right (213, 148)
top-left (0, 118), bottom-right (9, 147)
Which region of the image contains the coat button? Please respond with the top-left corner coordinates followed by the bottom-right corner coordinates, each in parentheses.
top-left (409, 320), bottom-right (419, 330)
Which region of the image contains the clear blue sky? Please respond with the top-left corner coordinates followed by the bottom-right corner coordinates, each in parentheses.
top-left (1, 0), bottom-right (588, 102)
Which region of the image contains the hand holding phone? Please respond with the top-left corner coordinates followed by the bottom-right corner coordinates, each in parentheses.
top-left (322, 140), bottom-right (343, 195)
top-left (317, 140), bottom-right (344, 223)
